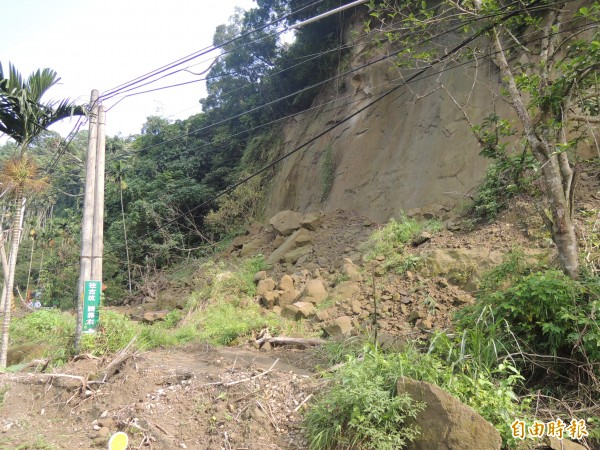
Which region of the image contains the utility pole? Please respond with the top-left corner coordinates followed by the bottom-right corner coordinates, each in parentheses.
top-left (91, 104), bottom-right (106, 281)
top-left (75, 90), bottom-right (104, 349)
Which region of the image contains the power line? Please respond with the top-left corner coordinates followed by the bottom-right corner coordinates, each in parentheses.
top-left (100, 0), bottom-right (326, 100)
top-left (116, 0), bottom-right (560, 156)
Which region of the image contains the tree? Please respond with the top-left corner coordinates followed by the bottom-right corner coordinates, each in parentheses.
top-left (0, 62), bottom-right (83, 367)
top-left (366, 0), bottom-right (600, 279)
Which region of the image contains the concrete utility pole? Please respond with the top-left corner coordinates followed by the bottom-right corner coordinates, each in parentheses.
top-left (75, 90), bottom-right (106, 348)
top-left (91, 105), bottom-right (106, 281)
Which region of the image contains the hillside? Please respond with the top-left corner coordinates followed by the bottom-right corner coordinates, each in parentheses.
top-left (0, 1), bottom-right (599, 449)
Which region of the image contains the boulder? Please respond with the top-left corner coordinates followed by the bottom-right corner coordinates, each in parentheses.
top-left (278, 289), bottom-right (302, 306)
top-left (253, 271), bottom-right (267, 282)
top-left (341, 258), bottom-right (362, 282)
top-left (284, 245), bottom-right (313, 264)
top-left (269, 210), bottom-right (303, 236)
top-left (142, 310), bottom-right (170, 323)
top-left (7, 344), bottom-right (49, 366)
top-left (303, 279), bottom-right (328, 304)
top-left (420, 248), bottom-right (505, 290)
top-left (268, 228), bottom-right (312, 264)
top-left (329, 281), bottom-right (360, 303)
top-left (537, 436), bottom-right (588, 450)
top-left (281, 304), bottom-right (300, 320)
top-left (240, 236), bottom-right (267, 256)
top-left (278, 274), bottom-right (295, 292)
top-left (396, 377), bottom-right (501, 450)
top-left (256, 278), bottom-right (276, 296)
top-left (260, 290), bottom-right (280, 309)
top-left (300, 212), bottom-right (324, 231)
top-left (323, 316), bottom-right (355, 337)
top-left (157, 289), bottom-right (185, 309)
top-left (294, 301), bottom-right (316, 319)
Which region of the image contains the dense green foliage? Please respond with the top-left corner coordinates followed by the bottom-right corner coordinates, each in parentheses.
top-left (457, 251), bottom-right (600, 362)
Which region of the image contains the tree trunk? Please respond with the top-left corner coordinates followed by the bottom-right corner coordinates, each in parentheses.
top-left (0, 188), bottom-right (24, 368)
top-left (492, 30), bottom-right (579, 279)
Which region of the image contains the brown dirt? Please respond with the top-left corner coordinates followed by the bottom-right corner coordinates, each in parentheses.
top-left (0, 344), bottom-right (323, 449)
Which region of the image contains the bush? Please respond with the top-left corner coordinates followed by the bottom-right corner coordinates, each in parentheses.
top-left (80, 310), bottom-right (138, 355)
top-left (192, 256), bottom-right (285, 345)
top-left (456, 252), bottom-right (600, 361)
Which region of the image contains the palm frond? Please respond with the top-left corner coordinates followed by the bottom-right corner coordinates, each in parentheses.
top-left (0, 61), bottom-right (85, 147)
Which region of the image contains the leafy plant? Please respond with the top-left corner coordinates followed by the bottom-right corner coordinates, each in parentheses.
top-left (304, 348), bottom-right (425, 450)
top-left (457, 252), bottom-right (600, 361)
top-left (307, 344), bottom-right (528, 448)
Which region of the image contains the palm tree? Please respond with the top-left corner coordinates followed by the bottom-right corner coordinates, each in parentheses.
top-left (0, 62), bottom-right (83, 367)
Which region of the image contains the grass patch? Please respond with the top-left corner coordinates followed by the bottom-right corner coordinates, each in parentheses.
top-left (360, 216), bottom-right (441, 273)
top-left (9, 309), bottom-right (75, 364)
top-left (319, 144), bottom-right (335, 201)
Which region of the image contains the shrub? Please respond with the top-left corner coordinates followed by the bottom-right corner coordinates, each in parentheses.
top-left (199, 300), bottom-right (280, 346)
top-left (456, 252), bottom-right (600, 361)
top-left (320, 144), bottom-right (335, 201)
top-left (80, 310), bottom-right (138, 355)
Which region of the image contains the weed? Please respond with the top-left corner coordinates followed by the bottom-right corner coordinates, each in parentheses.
top-left (199, 300), bottom-right (280, 346)
top-left (360, 216), bottom-right (440, 274)
top-left (10, 310), bottom-right (75, 363)
top-left (316, 342), bottom-right (528, 447)
top-left (304, 347), bottom-right (425, 450)
top-left (319, 144), bottom-right (335, 202)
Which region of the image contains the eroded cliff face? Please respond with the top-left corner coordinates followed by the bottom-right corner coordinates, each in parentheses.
top-left (266, 12), bottom-right (515, 222)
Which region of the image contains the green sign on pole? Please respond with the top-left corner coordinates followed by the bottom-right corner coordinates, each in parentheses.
top-left (83, 280), bottom-right (101, 333)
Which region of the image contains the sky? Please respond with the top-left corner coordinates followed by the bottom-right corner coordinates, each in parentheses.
top-left (0, 0), bottom-right (256, 139)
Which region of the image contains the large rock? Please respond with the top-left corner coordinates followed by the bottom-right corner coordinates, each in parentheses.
top-left (537, 436), bottom-right (588, 450)
top-left (240, 236), bottom-right (268, 256)
top-left (284, 245), bottom-right (313, 264)
top-left (278, 274), bottom-right (295, 292)
top-left (256, 278), bottom-right (276, 296)
top-left (143, 310), bottom-right (170, 323)
top-left (282, 302), bottom-right (316, 320)
top-left (278, 289), bottom-right (302, 306)
top-left (396, 377), bottom-right (501, 450)
top-left (303, 279), bottom-right (328, 304)
top-left (7, 344), bottom-right (49, 366)
top-left (323, 316), bottom-right (355, 336)
top-left (268, 228), bottom-right (312, 264)
top-left (420, 248), bottom-right (505, 290)
top-left (300, 212), bottom-right (324, 231)
top-left (341, 258), bottom-right (362, 282)
top-left (269, 210), bottom-right (303, 236)
top-left (329, 281), bottom-right (361, 303)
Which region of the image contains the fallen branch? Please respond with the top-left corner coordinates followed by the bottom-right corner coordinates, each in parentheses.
top-left (101, 337), bottom-right (137, 382)
top-left (293, 393), bottom-right (313, 412)
top-left (201, 359), bottom-right (280, 387)
top-left (256, 336), bottom-right (325, 348)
